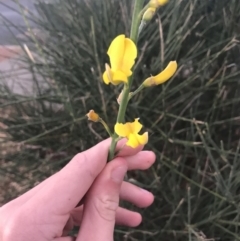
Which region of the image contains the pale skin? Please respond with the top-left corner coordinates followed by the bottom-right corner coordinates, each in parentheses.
top-left (0, 139), bottom-right (156, 241)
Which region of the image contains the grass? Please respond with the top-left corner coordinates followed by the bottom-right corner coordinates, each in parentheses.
top-left (1, 0), bottom-right (240, 240)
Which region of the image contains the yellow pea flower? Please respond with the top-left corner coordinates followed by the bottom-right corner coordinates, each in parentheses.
top-left (86, 110), bottom-right (99, 122)
top-left (143, 61), bottom-right (177, 87)
top-left (103, 34), bottom-right (137, 85)
top-left (149, 0), bottom-right (169, 8)
top-left (115, 118), bottom-right (148, 148)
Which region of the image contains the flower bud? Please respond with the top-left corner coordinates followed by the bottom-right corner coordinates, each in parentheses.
top-left (117, 90), bottom-right (123, 105)
top-left (143, 76), bottom-right (156, 87)
top-left (142, 7), bottom-right (156, 21)
top-left (149, 0), bottom-right (169, 8)
top-left (86, 110), bottom-right (100, 122)
top-left (143, 61), bottom-right (177, 87)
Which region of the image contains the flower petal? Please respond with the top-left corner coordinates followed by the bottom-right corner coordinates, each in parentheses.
top-left (121, 38), bottom-right (137, 76)
top-left (153, 61), bottom-right (177, 85)
top-left (128, 118), bottom-right (142, 134)
top-left (136, 132), bottom-right (148, 145)
top-left (103, 63), bottom-right (128, 85)
top-left (103, 63), bottom-right (115, 84)
top-left (115, 123), bottom-right (131, 137)
top-left (126, 132), bottom-right (148, 148)
top-left (107, 35), bottom-right (125, 71)
top-left (107, 35), bottom-right (137, 76)
top-left (103, 70), bottom-right (110, 84)
top-left (126, 133), bottom-right (140, 148)
top-left (112, 70), bottom-right (128, 85)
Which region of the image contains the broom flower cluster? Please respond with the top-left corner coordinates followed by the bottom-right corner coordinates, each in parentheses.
top-left (86, 0), bottom-right (177, 160)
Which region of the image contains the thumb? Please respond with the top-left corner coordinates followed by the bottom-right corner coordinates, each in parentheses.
top-left (77, 158), bottom-right (127, 241)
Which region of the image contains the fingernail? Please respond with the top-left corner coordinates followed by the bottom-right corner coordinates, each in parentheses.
top-left (111, 166), bottom-right (127, 183)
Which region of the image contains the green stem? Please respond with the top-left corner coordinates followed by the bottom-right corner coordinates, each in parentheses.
top-left (129, 84), bottom-right (145, 100)
top-left (109, 138), bottom-right (117, 161)
top-left (119, 0), bottom-right (145, 114)
top-left (99, 118), bottom-right (112, 137)
top-left (130, 0), bottom-right (146, 43)
top-left (116, 85), bottom-right (129, 123)
top-left (108, 0), bottom-right (145, 161)
top-left (128, 0), bottom-right (145, 88)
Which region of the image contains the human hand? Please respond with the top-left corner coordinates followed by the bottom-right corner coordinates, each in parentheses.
top-left (0, 139), bottom-right (155, 241)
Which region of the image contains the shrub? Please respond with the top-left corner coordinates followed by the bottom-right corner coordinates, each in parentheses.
top-left (1, 0), bottom-right (240, 240)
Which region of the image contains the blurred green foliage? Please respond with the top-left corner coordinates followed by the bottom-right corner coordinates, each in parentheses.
top-left (1, 0), bottom-right (240, 240)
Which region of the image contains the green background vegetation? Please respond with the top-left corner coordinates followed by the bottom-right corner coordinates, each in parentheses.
top-left (1, 0), bottom-right (240, 240)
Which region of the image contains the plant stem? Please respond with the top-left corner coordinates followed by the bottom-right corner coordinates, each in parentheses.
top-left (109, 137), bottom-right (117, 160)
top-left (108, 0), bottom-right (145, 161)
top-left (128, 0), bottom-right (145, 89)
top-left (129, 84), bottom-right (145, 100)
top-left (116, 0), bottom-right (145, 118)
top-left (99, 118), bottom-right (112, 137)
top-left (116, 85), bottom-right (129, 123)
top-left (130, 0), bottom-right (146, 43)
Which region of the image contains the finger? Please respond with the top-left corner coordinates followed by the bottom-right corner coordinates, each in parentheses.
top-left (71, 182), bottom-right (153, 227)
top-left (120, 182), bottom-right (154, 208)
top-left (115, 207), bottom-right (142, 227)
top-left (125, 151), bottom-right (156, 170)
top-left (77, 158), bottom-right (127, 241)
top-left (71, 147), bottom-right (155, 225)
top-left (116, 138), bottom-right (143, 157)
top-left (71, 205), bottom-right (142, 227)
top-left (75, 150), bottom-right (155, 208)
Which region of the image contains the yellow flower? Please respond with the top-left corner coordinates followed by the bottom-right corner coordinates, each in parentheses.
top-left (143, 61), bottom-right (177, 87)
top-left (149, 0), bottom-right (169, 8)
top-left (103, 35), bottom-right (137, 85)
top-left (86, 110), bottom-right (99, 122)
top-left (115, 118), bottom-right (148, 148)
